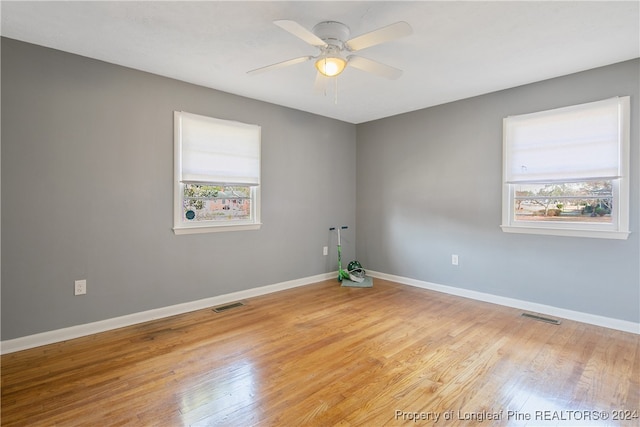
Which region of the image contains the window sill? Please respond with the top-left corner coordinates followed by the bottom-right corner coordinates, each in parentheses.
top-left (500, 225), bottom-right (629, 240)
top-left (174, 223), bottom-right (262, 235)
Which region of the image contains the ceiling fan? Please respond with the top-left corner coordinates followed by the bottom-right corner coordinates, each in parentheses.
top-left (247, 19), bottom-right (412, 81)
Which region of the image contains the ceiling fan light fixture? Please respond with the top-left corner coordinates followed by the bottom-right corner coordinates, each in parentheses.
top-left (315, 56), bottom-right (347, 77)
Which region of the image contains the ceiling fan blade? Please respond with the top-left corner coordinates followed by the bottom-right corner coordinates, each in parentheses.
top-left (345, 21), bottom-right (412, 52)
top-left (347, 55), bottom-right (403, 80)
top-left (274, 20), bottom-right (327, 48)
top-left (247, 56), bottom-right (313, 75)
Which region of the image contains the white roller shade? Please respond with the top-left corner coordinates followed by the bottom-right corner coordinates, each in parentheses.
top-left (176, 111), bottom-right (261, 185)
top-left (504, 97), bottom-right (627, 183)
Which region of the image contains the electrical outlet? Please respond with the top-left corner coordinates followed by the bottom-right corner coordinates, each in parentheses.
top-left (74, 279), bottom-right (87, 295)
top-left (451, 254), bottom-right (459, 266)
top-left (323, 246), bottom-right (328, 256)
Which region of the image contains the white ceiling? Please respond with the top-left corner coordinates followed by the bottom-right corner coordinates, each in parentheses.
top-left (2, 1), bottom-right (639, 124)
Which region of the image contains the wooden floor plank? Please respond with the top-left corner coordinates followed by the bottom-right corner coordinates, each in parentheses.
top-left (2, 279), bottom-right (638, 426)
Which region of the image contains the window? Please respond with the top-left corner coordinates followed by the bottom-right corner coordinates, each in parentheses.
top-left (501, 97), bottom-right (630, 239)
top-left (174, 111), bottom-right (261, 234)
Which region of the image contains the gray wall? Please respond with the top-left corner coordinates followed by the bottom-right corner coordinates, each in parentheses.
top-left (357, 59), bottom-right (640, 323)
top-left (2, 37), bottom-right (638, 341)
top-left (1, 38), bottom-right (356, 340)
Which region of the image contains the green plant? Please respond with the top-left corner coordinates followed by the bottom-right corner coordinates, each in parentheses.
top-left (594, 207), bottom-right (609, 216)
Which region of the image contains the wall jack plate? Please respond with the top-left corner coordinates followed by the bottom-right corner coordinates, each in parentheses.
top-left (74, 279), bottom-right (87, 295)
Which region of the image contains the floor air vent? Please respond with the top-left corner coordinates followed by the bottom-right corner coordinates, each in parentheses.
top-left (213, 302), bottom-right (244, 313)
top-left (521, 312), bottom-right (561, 325)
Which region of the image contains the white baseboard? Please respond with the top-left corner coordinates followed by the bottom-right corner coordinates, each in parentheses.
top-left (368, 271), bottom-right (640, 335)
top-left (3, 270), bottom-right (637, 354)
top-left (0, 272), bottom-right (336, 354)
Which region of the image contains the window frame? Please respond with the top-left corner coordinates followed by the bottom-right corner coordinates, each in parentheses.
top-left (501, 97), bottom-right (630, 240)
top-left (173, 111), bottom-right (262, 235)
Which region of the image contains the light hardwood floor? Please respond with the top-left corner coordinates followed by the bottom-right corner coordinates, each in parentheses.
top-left (2, 279), bottom-right (639, 426)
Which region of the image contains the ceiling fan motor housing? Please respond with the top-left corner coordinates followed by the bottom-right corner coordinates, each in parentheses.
top-left (312, 21), bottom-right (350, 49)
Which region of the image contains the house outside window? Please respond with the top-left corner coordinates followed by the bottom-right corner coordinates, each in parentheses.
top-left (174, 111), bottom-right (261, 234)
top-left (501, 96), bottom-right (630, 239)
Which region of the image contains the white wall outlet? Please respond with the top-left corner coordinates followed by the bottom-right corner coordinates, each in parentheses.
top-left (323, 246), bottom-right (328, 256)
top-left (74, 279), bottom-right (87, 295)
top-left (452, 254), bottom-right (459, 266)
